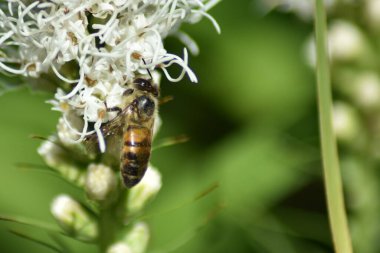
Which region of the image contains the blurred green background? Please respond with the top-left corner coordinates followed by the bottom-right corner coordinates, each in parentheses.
top-left (0, 1), bottom-right (337, 252)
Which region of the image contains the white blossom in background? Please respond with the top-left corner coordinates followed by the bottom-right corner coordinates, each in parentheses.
top-left (352, 72), bottom-right (380, 109)
top-left (365, 0), bottom-right (380, 28)
top-left (0, 0), bottom-right (220, 152)
top-left (328, 20), bottom-right (366, 62)
top-left (333, 102), bottom-right (361, 143)
top-left (257, 0), bottom-right (336, 20)
top-left (304, 20), bottom-right (366, 67)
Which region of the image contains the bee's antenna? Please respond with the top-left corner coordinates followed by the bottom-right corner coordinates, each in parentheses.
top-left (142, 58), bottom-right (153, 80)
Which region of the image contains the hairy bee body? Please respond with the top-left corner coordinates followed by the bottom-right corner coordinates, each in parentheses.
top-left (121, 124), bottom-right (153, 187)
top-left (86, 77), bottom-right (159, 188)
top-left (120, 88), bottom-right (157, 187)
top-left (114, 78), bottom-right (159, 188)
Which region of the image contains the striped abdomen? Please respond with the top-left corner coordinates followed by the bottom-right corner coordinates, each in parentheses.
top-left (121, 125), bottom-right (152, 188)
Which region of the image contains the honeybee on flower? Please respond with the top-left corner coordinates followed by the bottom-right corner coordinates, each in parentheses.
top-left (0, 0), bottom-right (220, 154)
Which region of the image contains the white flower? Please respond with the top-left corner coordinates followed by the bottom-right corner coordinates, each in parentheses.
top-left (0, 0), bottom-right (220, 152)
top-left (51, 194), bottom-right (98, 240)
top-left (124, 222), bottom-right (150, 253)
top-left (258, 0), bottom-right (336, 20)
top-left (107, 243), bottom-right (133, 253)
top-left (85, 163), bottom-right (117, 202)
top-left (38, 137), bottom-right (63, 169)
top-left (365, 0), bottom-right (380, 27)
top-left (108, 222), bottom-right (149, 253)
top-left (304, 20), bottom-right (366, 66)
top-left (352, 72), bottom-right (380, 109)
top-left (56, 116), bottom-right (85, 147)
top-left (333, 102), bottom-right (360, 143)
top-left (328, 20), bottom-right (366, 62)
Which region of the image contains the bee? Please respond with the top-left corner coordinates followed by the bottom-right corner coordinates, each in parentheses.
top-left (91, 77), bottom-right (159, 188)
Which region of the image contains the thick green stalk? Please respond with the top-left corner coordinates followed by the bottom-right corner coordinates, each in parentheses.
top-left (314, 1), bottom-right (353, 253)
top-left (98, 189), bottom-right (128, 252)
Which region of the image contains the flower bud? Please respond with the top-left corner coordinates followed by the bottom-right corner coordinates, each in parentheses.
top-left (107, 243), bottom-right (132, 253)
top-left (352, 72), bottom-right (380, 109)
top-left (85, 164), bottom-right (117, 202)
top-left (328, 20), bottom-right (366, 62)
top-left (257, 0), bottom-right (336, 21)
top-left (365, 0), bottom-right (380, 28)
top-left (127, 166), bottom-right (162, 214)
top-left (333, 102), bottom-right (361, 143)
top-left (38, 138), bottom-right (86, 187)
top-left (57, 116), bottom-right (82, 148)
top-left (304, 20), bottom-right (366, 66)
top-left (107, 223), bottom-right (149, 253)
top-left (51, 194), bottom-right (98, 240)
top-left (124, 223), bottom-right (150, 253)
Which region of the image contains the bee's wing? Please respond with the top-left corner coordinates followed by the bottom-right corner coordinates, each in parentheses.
top-left (84, 112), bottom-right (127, 153)
top-left (100, 114), bottom-right (126, 138)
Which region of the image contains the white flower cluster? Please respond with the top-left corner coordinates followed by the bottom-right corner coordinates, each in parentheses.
top-left (0, 0), bottom-right (219, 151)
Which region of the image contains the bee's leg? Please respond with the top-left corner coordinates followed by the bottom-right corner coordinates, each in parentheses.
top-left (123, 88), bottom-right (134, 96)
top-left (159, 95), bottom-right (174, 105)
top-left (104, 101), bottom-right (123, 115)
top-left (107, 106), bottom-right (122, 114)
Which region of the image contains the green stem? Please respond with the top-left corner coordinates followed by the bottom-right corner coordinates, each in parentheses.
top-left (98, 207), bottom-right (118, 251)
top-left (314, 1), bottom-right (353, 253)
top-left (98, 189), bottom-right (128, 251)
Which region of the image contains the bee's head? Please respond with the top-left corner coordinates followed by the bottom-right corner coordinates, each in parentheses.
top-left (133, 78), bottom-right (159, 97)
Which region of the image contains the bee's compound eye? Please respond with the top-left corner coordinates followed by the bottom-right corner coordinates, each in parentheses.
top-left (136, 96), bottom-right (155, 117)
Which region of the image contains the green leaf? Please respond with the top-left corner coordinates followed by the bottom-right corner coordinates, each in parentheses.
top-left (49, 233), bottom-right (73, 253)
top-left (10, 230), bottom-right (64, 253)
top-left (152, 135), bottom-right (190, 151)
top-left (0, 214), bottom-right (60, 233)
